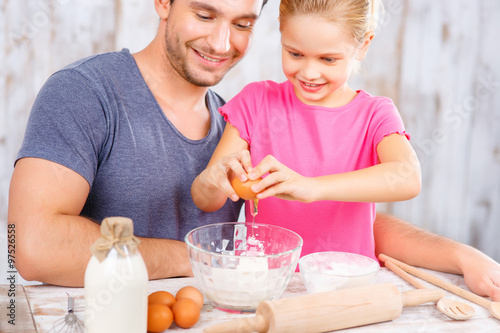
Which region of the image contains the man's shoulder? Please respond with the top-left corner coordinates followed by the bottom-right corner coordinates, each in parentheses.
top-left (207, 89), bottom-right (226, 107)
top-left (49, 49), bottom-right (135, 86)
top-left (62, 48), bottom-right (132, 72)
top-left (42, 49), bottom-right (139, 98)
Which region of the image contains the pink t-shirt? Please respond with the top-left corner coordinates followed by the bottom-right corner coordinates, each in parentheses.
top-left (220, 80), bottom-right (409, 262)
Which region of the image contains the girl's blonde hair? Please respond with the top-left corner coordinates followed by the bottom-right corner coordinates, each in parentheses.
top-left (279, 0), bottom-right (384, 45)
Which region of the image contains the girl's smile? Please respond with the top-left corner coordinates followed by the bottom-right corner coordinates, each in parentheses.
top-left (298, 79), bottom-right (327, 93)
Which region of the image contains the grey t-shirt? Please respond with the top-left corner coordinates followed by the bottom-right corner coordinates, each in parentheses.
top-left (17, 49), bottom-right (242, 240)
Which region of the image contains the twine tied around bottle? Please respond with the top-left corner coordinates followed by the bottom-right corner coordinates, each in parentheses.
top-left (90, 217), bottom-right (141, 262)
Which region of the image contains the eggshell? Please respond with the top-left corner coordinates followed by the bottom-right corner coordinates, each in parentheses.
top-left (147, 303), bottom-right (173, 332)
top-left (172, 298), bottom-right (200, 329)
top-left (231, 177), bottom-right (263, 200)
top-left (148, 291), bottom-right (176, 308)
top-left (175, 286), bottom-right (204, 309)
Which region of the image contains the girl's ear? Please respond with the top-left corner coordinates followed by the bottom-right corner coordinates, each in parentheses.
top-left (155, 0), bottom-right (171, 20)
top-left (355, 31), bottom-right (374, 61)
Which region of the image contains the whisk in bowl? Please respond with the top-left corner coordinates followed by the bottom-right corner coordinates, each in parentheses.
top-left (49, 293), bottom-right (84, 333)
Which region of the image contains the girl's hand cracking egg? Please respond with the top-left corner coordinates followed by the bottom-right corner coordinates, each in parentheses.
top-left (231, 177), bottom-right (263, 200)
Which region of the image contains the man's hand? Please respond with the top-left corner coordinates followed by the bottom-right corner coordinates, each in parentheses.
top-left (374, 212), bottom-right (500, 301)
top-left (460, 249), bottom-right (500, 301)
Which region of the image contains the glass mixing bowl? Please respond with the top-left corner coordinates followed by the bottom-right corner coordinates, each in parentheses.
top-left (185, 222), bottom-right (303, 312)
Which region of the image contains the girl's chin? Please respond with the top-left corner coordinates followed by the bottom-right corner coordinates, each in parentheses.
top-left (297, 93), bottom-right (327, 106)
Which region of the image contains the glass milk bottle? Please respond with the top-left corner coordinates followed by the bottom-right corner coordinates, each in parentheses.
top-left (84, 217), bottom-right (148, 333)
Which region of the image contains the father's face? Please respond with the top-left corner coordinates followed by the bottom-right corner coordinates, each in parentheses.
top-left (164, 0), bottom-right (264, 87)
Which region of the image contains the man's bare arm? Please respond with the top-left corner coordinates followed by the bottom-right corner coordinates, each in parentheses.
top-left (374, 212), bottom-right (500, 301)
top-left (9, 158), bottom-right (192, 287)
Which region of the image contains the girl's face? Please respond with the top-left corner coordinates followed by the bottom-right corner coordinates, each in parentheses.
top-left (281, 15), bottom-right (372, 107)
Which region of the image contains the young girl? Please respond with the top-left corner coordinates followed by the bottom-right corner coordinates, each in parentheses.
top-left (191, 0), bottom-right (421, 262)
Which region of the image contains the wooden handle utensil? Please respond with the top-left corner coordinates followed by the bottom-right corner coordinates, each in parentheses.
top-left (204, 282), bottom-right (444, 333)
top-left (383, 259), bottom-right (475, 320)
top-left (379, 254), bottom-right (500, 320)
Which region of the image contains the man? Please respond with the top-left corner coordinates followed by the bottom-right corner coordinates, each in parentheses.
top-left (9, 0), bottom-right (500, 301)
top-left (9, 0), bottom-right (263, 286)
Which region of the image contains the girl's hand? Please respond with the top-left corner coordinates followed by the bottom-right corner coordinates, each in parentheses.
top-left (249, 155), bottom-right (316, 203)
top-left (198, 149), bottom-right (253, 202)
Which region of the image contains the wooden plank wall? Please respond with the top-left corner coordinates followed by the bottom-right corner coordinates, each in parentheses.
top-left (1, 0), bottom-right (499, 277)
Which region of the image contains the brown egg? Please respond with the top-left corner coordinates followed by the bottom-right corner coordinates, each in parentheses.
top-left (148, 291), bottom-right (176, 308)
top-left (147, 303), bottom-right (173, 332)
top-left (175, 286), bottom-right (204, 309)
top-left (172, 298), bottom-right (200, 329)
top-left (231, 177), bottom-right (263, 200)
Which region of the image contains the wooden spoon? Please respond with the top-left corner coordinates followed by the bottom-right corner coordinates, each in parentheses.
top-left (383, 259), bottom-right (475, 320)
top-left (379, 254), bottom-right (500, 321)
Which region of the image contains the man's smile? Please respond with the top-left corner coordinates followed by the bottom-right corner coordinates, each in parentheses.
top-left (192, 48), bottom-right (232, 68)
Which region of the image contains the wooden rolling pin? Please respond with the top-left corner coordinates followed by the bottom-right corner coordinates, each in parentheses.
top-left (204, 283), bottom-right (444, 333)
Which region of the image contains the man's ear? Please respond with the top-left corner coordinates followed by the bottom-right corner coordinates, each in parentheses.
top-left (155, 0), bottom-right (171, 20)
top-left (356, 31), bottom-right (374, 61)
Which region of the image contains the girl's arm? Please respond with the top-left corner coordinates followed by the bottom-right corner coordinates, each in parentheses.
top-left (251, 133), bottom-right (421, 203)
top-left (191, 123), bottom-right (251, 212)
top-left (315, 133), bottom-right (421, 202)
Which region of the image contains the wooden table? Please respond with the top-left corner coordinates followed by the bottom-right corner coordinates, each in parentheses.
top-left (1, 268), bottom-right (499, 332)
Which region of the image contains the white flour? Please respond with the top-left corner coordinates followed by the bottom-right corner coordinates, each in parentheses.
top-left (202, 257), bottom-right (287, 310)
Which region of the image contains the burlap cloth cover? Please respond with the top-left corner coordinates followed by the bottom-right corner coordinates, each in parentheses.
top-left (90, 217), bottom-right (141, 262)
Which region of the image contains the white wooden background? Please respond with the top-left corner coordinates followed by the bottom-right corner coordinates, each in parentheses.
top-left (1, 0), bottom-right (499, 285)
